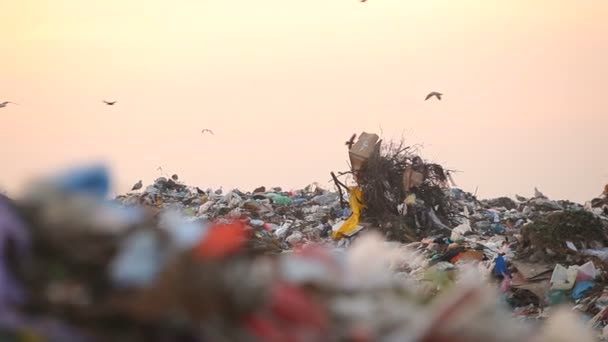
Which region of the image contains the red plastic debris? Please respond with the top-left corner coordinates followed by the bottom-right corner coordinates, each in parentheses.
top-left (243, 282), bottom-right (329, 342)
top-left (243, 315), bottom-right (293, 342)
top-left (269, 282), bottom-right (328, 331)
top-left (194, 221), bottom-right (249, 259)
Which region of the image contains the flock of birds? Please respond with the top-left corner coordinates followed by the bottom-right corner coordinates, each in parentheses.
top-left (0, 98), bottom-right (217, 135)
top-left (2, 91), bottom-right (442, 141)
top-left (2, 92), bottom-right (442, 192)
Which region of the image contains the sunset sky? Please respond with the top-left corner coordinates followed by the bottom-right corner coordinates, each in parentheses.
top-left (1, 0), bottom-right (607, 202)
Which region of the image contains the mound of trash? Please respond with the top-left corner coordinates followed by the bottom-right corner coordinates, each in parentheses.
top-left (522, 211), bottom-right (608, 259)
top-left (331, 133), bottom-right (459, 242)
top-left (1, 132), bottom-right (608, 341)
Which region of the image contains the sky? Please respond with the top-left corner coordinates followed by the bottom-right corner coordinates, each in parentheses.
top-left (1, 0), bottom-right (607, 202)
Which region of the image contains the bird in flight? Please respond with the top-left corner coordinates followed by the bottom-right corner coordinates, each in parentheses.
top-left (103, 100), bottom-right (117, 106)
top-left (201, 129), bottom-right (214, 135)
top-left (345, 133), bottom-right (357, 149)
top-left (425, 92), bottom-right (443, 101)
top-left (0, 101), bottom-right (18, 108)
top-left (131, 180), bottom-right (143, 191)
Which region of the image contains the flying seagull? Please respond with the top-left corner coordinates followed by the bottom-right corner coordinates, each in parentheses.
top-left (103, 100), bottom-right (117, 106)
top-left (345, 133), bottom-right (357, 149)
top-left (201, 129), bottom-right (214, 135)
top-left (0, 101), bottom-right (18, 108)
top-left (425, 92), bottom-right (442, 101)
top-left (131, 180), bottom-right (143, 191)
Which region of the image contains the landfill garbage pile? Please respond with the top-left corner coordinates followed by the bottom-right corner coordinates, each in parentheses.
top-left (403, 182), bottom-right (608, 340)
top-left (0, 168), bottom-right (601, 342)
top-left (1, 128), bottom-right (608, 341)
top-left (108, 133), bottom-right (465, 248)
top-left (113, 175), bottom-right (346, 250)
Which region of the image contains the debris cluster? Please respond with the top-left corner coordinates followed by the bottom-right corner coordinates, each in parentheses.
top-left (334, 133), bottom-right (457, 242)
top-left (0, 132), bottom-right (607, 341)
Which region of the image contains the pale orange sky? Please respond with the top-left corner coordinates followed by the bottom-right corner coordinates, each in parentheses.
top-left (1, 0), bottom-right (607, 202)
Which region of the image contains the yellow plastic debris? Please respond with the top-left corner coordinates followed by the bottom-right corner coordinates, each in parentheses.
top-left (404, 194), bottom-right (416, 205)
top-left (332, 187), bottom-right (365, 240)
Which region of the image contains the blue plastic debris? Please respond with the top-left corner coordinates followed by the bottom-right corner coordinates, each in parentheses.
top-left (51, 164), bottom-right (110, 199)
top-left (493, 254), bottom-right (507, 276)
top-left (572, 281), bottom-right (594, 300)
top-left (494, 223), bottom-right (504, 234)
top-left (292, 198), bottom-right (307, 206)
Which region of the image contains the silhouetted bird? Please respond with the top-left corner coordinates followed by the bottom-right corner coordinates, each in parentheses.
top-left (345, 133), bottom-right (356, 149)
top-left (425, 92), bottom-right (442, 101)
top-left (534, 187), bottom-right (546, 199)
top-left (0, 101), bottom-right (18, 108)
top-left (201, 129), bottom-right (214, 135)
top-left (103, 100), bottom-right (117, 106)
top-left (131, 180), bottom-right (143, 191)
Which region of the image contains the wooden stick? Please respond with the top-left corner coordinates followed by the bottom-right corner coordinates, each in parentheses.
top-left (331, 172), bottom-right (348, 209)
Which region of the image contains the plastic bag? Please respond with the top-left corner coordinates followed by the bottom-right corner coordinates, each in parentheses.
top-left (550, 264), bottom-right (577, 290)
top-left (332, 187), bottom-right (365, 239)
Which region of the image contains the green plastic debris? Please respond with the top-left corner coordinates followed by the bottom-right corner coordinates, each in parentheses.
top-left (266, 193), bottom-right (292, 205)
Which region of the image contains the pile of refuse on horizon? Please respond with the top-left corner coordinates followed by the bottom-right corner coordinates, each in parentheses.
top-left (1, 132), bottom-right (608, 341)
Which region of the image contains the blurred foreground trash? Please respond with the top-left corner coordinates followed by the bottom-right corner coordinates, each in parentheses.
top-left (0, 150), bottom-right (606, 341)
